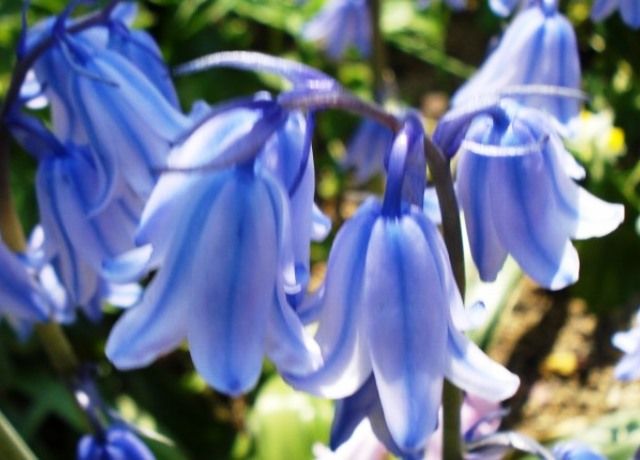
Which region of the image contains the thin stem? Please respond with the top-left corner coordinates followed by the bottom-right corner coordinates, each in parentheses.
top-left (0, 0), bottom-right (121, 121)
top-left (0, 409), bottom-right (37, 460)
top-left (368, 0), bottom-right (388, 104)
top-left (423, 138), bottom-right (465, 460)
top-left (278, 90), bottom-right (401, 132)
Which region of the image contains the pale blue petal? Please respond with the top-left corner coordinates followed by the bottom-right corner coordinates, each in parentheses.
top-left (457, 150), bottom-right (508, 282)
top-left (286, 199), bottom-right (379, 398)
top-left (311, 204), bottom-right (332, 241)
top-left (0, 241), bottom-right (50, 322)
top-left (482, 128), bottom-right (580, 289)
top-left (106, 175), bottom-right (229, 369)
top-left (444, 324), bottom-right (520, 401)
top-left (364, 216), bottom-right (447, 452)
top-left (187, 172), bottom-right (278, 395)
top-left (543, 137), bottom-right (624, 240)
top-left (591, 0), bottom-right (619, 20)
top-left (452, 7), bottom-right (581, 124)
top-left (102, 245), bottom-right (154, 284)
top-left (621, 0), bottom-right (640, 27)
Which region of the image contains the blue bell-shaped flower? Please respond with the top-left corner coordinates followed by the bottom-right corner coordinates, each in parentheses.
top-left (76, 426), bottom-right (155, 460)
top-left (591, 0), bottom-right (640, 27)
top-left (454, 100), bottom-right (624, 289)
top-left (612, 309), bottom-right (640, 381)
top-left (343, 118), bottom-right (395, 184)
top-left (452, 3), bottom-right (581, 124)
top-left (302, 0), bottom-right (371, 60)
top-left (286, 113), bottom-right (519, 454)
top-left (106, 97), bottom-right (322, 396)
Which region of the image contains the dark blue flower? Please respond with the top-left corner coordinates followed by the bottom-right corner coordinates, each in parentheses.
top-left (77, 426), bottom-right (155, 460)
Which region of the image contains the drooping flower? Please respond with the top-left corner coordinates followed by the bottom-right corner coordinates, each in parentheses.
top-left (286, 113), bottom-right (519, 455)
top-left (446, 100), bottom-right (624, 289)
top-left (302, 0), bottom-right (371, 60)
top-left (452, 3), bottom-right (581, 124)
top-left (0, 238), bottom-right (52, 327)
top-left (30, 17), bottom-right (190, 204)
top-left (612, 309), bottom-right (640, 381)
top-left (9, 114), bottom-right (143, 312)
top-left (76, 426), bottom-right (155, 460)
top-left (258, 111), bottom-right (331, 307)
top-left (552, 440), bottom-right (606, 459)
top-left (591, 0), bottom-right (640, 28)
top-left (106, 96), bottom-right (321, 396)
top-left (343, 118), bottom-right (395, 184)
top-left (96, 3), bottom-right (180, 108)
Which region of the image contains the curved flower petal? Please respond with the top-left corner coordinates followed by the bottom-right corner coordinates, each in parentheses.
top-left (106, 175), bottom-right (229, 369)
top-left (457, 146), bottom-right (508, 282)
top-left (452, 6), bottom-right (581, 124)
top-left (444, 324), bottom-right (520, 402)
top-left (363, 215), bottom-right (447, 452)
top-left (286, 199), bottom-right (379, 398)
top-left (187, 171), bottom-right (278, 396)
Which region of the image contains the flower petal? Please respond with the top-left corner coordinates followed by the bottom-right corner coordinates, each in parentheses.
top-left (285, 199), bottom-right (378, 398)
top-left (187, 172), bottom-right (278, 396)
top-left (444, 324), bottom-right (520, 402)
top-left (364, 215), bottom-right (448, 452)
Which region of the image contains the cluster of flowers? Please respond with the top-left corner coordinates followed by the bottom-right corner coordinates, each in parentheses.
top-left (0, 0), bottom-right (635, 458)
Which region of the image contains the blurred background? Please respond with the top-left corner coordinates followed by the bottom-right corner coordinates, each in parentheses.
top-left (1, 0), bottom-right (640, 458)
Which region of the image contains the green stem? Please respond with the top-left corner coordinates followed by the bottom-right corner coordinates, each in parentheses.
top-left (369, 0), bottom-right (388, 104)
top-left (0, 410), bottom-right (37, 460)
top-left (424, 138), bottom-right (464, 460)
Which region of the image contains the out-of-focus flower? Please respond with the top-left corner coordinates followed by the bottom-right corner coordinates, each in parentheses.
top-left (287, 114), bottom-right (519, 456)
top-left (450, 100), bottom-right (624, 289)
top-left (343, 118), bottom-right (395, 184)
top-left (302, 0), bottom-right (371, 60)
top-left (106, 97), bottom-right (322, 396)
top-left (552, 440), bottom-right (606, 459)
top-left (612, 309), bottom-right (640, 381)
top-left (76, 426), bottom-right (155, 460)
top-left (591, 0), bottom-right (640, 28)
top-left (566, 110), bottom-right (625, 180)
top-left (452, 3), bottom-right (581, 124)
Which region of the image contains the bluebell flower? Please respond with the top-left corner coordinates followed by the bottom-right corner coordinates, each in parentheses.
top-left (454, 101), bottom-right (624, 289)
top-left (592, 0), bottom-right (640, 28)
top-left (452, 4), bottom-right (581, 124)
top-left (77, 426), bottom-right (155, 460)
top-left (343, 118), bottom-right (394, 184)
top-left (106, 2), bottom-right (180, 107)
top-left (552, 440), bottom-right (606, 459)
top-left (286, 114), bottom-right (519, 454)
top-left (0, 238), bottom-right (52, 326)
top-left (258, 111), bottom-right (331, 307)
top-left (612, 309), bottom-right (640, 381)
top-left (31, 22), bottom-right (190, 203)
top-left (9, 114), bottom-right (143, 311)
top-left (106, 97), bottom-right (322, 396)
top-left (302, 0), bottom-right (371, 60)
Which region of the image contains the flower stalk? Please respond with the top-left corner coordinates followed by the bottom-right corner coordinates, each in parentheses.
top-left (424, 137), bottom-right (465, 460)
